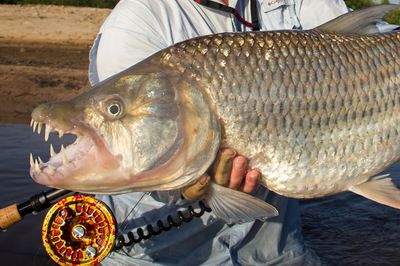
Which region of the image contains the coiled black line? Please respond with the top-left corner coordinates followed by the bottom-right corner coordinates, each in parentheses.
top-left (114, 200), bottom-right (212, 249)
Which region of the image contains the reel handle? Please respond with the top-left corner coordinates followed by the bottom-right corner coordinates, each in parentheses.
top-left (0, 204), bottom-right (22, 230)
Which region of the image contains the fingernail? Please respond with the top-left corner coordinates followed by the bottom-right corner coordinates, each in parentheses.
top-left (222, 148), bottom-right (237, 158)
top-left (199, 175), bottom-right (210, 185)
top-left (233, 156), bottom-right (247, 169)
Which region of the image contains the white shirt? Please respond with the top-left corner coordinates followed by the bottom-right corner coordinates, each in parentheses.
top-left (89, 0), bottom-right (348, 84)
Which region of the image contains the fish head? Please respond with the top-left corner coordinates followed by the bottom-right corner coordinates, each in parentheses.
top-left (30, 63), bottom-right (221, 194)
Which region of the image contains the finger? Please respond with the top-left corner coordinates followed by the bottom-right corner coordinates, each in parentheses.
top-left (211, 148), bottom-right (237, 186)
top-left (182, 175), bottom-right (211, 202)
top-left (229, 155), bottom-right (248, 189)
top-left (242, 170), bottom-right (261, 193)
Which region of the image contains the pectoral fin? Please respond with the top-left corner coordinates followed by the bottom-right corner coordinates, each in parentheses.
top-left (204, 183), bottom-right (278, 224)
top-left (349, 174), bottom-right (400, 209)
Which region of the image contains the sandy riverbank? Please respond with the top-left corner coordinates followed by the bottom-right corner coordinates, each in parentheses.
top-left (0, 5), bottom-right (111, 124)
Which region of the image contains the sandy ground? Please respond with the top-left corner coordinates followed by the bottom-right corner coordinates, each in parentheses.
top-left (0, 4), bottom-right (111, 124)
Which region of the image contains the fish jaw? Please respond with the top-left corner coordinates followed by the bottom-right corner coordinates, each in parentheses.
top-left (29, 67), bottom-right (221, 194)
top-left (30, 102), bottom-right (122, 191)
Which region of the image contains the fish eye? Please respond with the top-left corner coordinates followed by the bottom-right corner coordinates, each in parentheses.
top-left (109, 103), bottom-right (120, 115)
top-left (106, 101), bottom-right (124, 119)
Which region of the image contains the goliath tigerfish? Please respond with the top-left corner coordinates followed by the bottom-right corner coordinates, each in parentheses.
top-left (30, 5), bottom-right (400, 222)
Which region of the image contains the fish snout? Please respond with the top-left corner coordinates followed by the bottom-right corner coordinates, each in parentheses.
top-left (31, 103), bottom-right (52, 123)
top-left (31, 101), bottom-right (79, 132)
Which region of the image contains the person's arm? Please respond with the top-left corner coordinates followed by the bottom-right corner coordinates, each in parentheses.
top-left (89, 0), bottom-right (170, 84)
top-left (296, 0), bottom-right (349, 29)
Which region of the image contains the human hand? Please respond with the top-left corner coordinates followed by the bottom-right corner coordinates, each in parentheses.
top-left (182, 148), bottom-right (261, 202)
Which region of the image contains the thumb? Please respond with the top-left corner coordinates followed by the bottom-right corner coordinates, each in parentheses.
top-left (182, 175), bottom-right (211, 202)
top-left (210, 148), bottom-right (237, 186)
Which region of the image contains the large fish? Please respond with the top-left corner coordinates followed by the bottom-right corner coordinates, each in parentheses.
top-left (30, 5), bottom-right (400, 222)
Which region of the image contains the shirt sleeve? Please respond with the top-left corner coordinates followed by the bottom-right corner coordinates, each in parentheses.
top-left (258, 0), bottom-right (349, 30)
top-left (89, 0), bottom-right (171, 84)
top-left (296, 0), bottom-right (349, 29)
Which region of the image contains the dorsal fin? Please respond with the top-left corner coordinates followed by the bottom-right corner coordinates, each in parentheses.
top-left (316, 4), bottom-right (400, 34)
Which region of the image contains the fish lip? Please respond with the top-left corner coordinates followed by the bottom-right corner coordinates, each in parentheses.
top-left (29, 116), bottom-right (121, 188)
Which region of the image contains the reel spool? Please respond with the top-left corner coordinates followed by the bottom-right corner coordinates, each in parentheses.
top-left (42, 195), bottom-right (116, 266)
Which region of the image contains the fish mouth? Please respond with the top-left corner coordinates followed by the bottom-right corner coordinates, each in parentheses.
top-left (29, 118), bottom-right (121, 190)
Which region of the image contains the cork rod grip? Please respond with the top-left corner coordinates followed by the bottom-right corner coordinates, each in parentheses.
top-left (0, 204), bottom-right (22, 230)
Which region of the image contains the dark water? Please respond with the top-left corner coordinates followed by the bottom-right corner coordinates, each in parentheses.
top-left (0, 124), bottom-right (399, 265)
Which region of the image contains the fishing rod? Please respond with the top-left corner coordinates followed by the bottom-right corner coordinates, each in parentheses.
top-left (0, 187), bottom-right (212, 265)
top-left (0, 188), bottom-right (73, 230)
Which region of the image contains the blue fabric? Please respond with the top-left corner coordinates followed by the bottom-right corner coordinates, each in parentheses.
top-left (97, 187), bottom-right (319, 265)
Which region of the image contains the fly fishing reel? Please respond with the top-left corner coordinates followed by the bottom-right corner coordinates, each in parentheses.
top-left (42, 195), bottom-right (116, 266)
top-left (1, 189), bottom-right (212, 265)
top-left (35, 191), bottom-right (211, 265)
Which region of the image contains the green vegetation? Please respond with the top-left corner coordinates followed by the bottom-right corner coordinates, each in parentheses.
top-left (344, 0), bottom-right (390, 10)
top-left (384, 8), bottom-right (400, 25)
top-left (0, 0), bottom-right (118, 8)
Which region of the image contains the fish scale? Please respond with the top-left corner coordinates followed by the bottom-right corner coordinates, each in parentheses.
top-left (160, 30), bottom-right (400, 198)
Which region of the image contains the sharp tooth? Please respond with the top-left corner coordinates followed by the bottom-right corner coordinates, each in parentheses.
top-left (30, 153), bottom-right (34, 167)
top-left (38, 156), bottom-right (43, 164)
top-left (58, 130), bottom-right (64, 138)
top-left (34, 159), bottom-right (41, 172)
top-left (38, 123), bottom-right (43, 134)
top-left (33, 121), bottom-right (38, 132)
top-left (62, 153), bottom-right (68, 165)
top-left (61, 145), bottom-right (68, 165)
top-left (50, 144), bottom-right (56, 157)
top-left (30, 119), bottom-right (33, 127)
top-left (48, 165), bottom-right (55, 175)
top-left (45, 124), bottom-right (52, 142)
